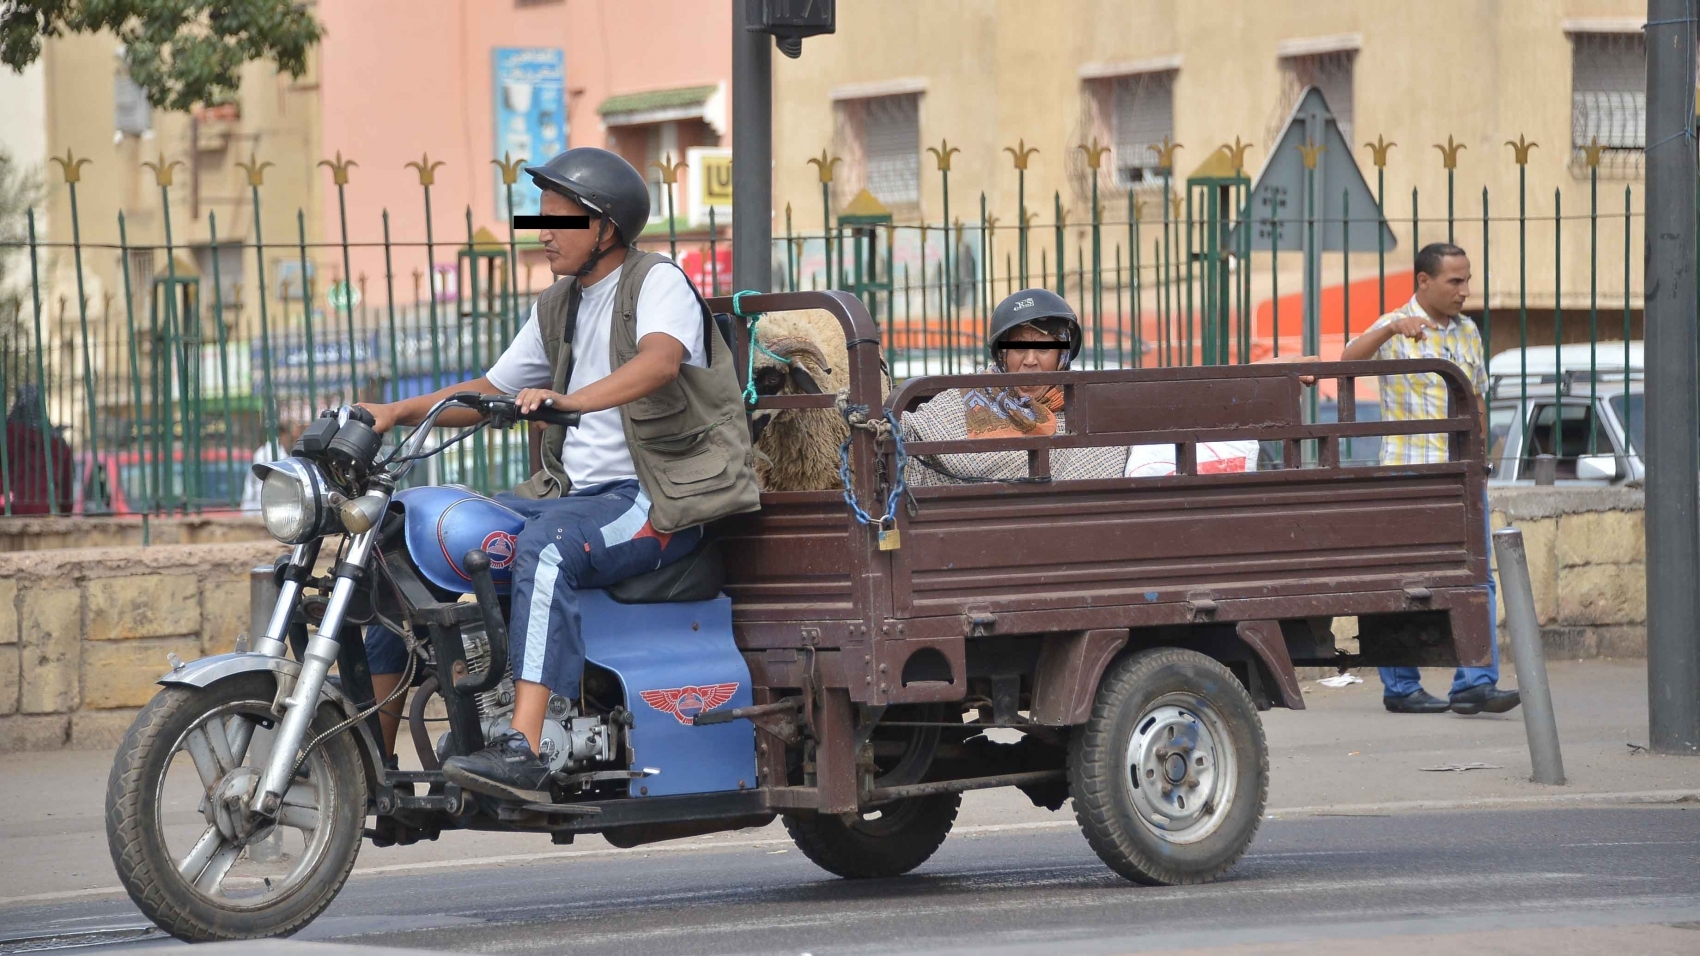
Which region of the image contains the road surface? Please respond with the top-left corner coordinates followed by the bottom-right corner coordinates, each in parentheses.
top-left (1, 805), bottom-right (1696, 955)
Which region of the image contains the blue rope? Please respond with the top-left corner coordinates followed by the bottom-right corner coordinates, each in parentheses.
top-left (837, 405), bottom-right (909, 531)
top-left (732, 289), bottom-right (794, 406)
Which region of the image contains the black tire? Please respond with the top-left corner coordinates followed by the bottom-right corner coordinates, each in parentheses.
top-left (784, 792), bottom-right (961, 878)
top-left (1068, 647), bottom-right (1268, 886)
top-left (106, 673), bottom-right (367, 942)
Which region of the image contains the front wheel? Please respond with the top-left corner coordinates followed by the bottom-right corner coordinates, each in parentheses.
top-left (105, 673), bottom-right (367, 942)
top-left (1069, 647), bottom-right (1268, 886)
top-left (785, 792), bottom-right (961, 878)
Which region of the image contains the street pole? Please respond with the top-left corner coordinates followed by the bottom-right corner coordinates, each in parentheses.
top-left (732, 0), bottom-right (773, 294)
top-left (1643, 0), bottom-right (1700, 755)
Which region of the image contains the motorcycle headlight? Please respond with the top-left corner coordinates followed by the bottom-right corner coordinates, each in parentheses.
top-left (254, 458), bottom-right (336, 544)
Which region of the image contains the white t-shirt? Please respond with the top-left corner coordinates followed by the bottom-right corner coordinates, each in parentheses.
top-left (485, 263), bottom-right (706, 488)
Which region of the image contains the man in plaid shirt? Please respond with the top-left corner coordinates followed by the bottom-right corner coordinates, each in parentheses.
top-left (1342, 243), bottom-right (1521, 716)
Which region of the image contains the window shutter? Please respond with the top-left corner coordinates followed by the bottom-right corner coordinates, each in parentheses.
top-left (861, 94), bottom-right (920, 207)
top-left (1111, 71), bottom-right (1175, 187)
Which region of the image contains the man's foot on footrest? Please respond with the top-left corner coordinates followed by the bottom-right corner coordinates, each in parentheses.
top-left (442, 730), bottom-right (552, 803)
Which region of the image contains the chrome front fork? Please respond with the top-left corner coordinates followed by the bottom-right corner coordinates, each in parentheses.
top-left (251, 523), bottom-right (383, 816)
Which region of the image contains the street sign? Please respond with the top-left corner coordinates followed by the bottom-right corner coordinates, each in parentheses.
top-left (326, 280), bottom-right (361, 312)
top-left (1229, 87), bottom-right (1395, 362)
top-left (1230, 87), bottom-right (1393, 254)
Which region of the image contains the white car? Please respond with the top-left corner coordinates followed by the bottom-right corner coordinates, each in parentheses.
top-left (1486, 342), bottom-right (1643, 486)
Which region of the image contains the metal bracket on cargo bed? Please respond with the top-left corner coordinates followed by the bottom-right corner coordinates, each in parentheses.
top-left (1186, 590), bottom-right (1220, 620)
top-left (965, 605), bottom-right (996, 637)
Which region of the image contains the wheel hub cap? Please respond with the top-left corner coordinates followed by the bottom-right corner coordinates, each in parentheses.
top-left (1125, 704), bottom-right (1222, 835)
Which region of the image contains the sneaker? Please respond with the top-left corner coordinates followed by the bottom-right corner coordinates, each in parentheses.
top-left (1450, 685), bottom-right (1522, 715)
top-left (1383, 689), bottom-right (1452, 714)
top-left (442, 730), bottom-right (552, 802)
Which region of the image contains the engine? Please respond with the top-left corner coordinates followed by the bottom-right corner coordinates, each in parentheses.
top-left (444, 619), bottom-right (617, 773)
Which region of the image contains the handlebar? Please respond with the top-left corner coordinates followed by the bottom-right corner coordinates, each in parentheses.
top-left (385, 393), bottom-right (580, 481)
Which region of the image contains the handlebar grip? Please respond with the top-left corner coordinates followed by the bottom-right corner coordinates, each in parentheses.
top-left (526, 407), bottom-right (580, 429)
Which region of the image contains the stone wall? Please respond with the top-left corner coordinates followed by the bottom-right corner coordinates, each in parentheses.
top-left (0, 541), bottom-right (283, 753)
top-left (1490, 485), bottom-right (1647, 660)
top-left (0, 514), bottom-right (271, 552)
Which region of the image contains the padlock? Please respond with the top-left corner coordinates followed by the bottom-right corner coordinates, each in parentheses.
top-left (877, 518), bottom-right (902, 551)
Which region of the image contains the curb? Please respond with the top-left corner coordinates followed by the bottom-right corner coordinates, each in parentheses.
top-left (1267, 788), bottom-right (1700, 817)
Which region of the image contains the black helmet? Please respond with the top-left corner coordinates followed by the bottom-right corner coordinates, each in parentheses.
top-left (988, 288), bottom-right (1083, 369)
top-left (524, 147), bottom-right (651, 247)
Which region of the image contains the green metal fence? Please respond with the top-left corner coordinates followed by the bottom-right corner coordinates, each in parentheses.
top-left (0, 136), bottom-right (1655, 519)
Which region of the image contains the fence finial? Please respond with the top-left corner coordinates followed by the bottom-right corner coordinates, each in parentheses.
top-left (319, 151), bottom-right (358, 186)
top-left (1297, 140), bottom-right (1325, 170)
top-left (236, 154), bottom-right (273, 186)
top-left (1023, 210), bottom-right (1041, 229)
top-left (651, 151), bottom-right (688, 185)
top-left (1132, 197), bottom-right (1147, 222)
top-left (1363, 134), bottom-right (1396, 168)
top-left (1170, 194), bottom-right (1183, 218)
top-left (141, 153), bottom-right (184, 188)
top-left (927, 139), bottom-right (960, 172)
top-left (492, 151), bottom-right (527, 185)
top-left (953, 216), bottom-right (965, 246)
top-left (1147, 135), bottom-right (1182, 172)
top-left (406, 153), bottom-right (446, 186)
top-left (49, 149), bottom-right (91, 184)
top-left (1220, 137), bottom-right (1253, 175)
top-left (1004, 139), bottom-right (1040, 170)
top-left (1581, 136), bottom-right (1606, 169)
top-left (1505, 134), bottom-right (1538, 165)
top-left (1433, 135), bottom-right (1466, 169)
top-left (1077, 138), bottom-right (1112, 170)
top-left (807, 149), bottom-right (843, 184)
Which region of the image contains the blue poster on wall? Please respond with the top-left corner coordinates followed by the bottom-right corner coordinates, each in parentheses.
top-left (493, 48), bottom-right (567, 219)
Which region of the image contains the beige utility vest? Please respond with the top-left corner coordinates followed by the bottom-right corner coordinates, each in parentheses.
top-left (510, 250), bottom-right (761, 533)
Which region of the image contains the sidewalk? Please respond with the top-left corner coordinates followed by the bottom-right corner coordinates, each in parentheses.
top-left (0, 660), bottom-right (1693, 908)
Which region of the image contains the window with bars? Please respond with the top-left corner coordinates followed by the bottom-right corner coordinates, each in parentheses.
top-left (1571, 31), bottom-right (1645, 177)
top-left (1275, 50), bottom-right (1355, 146)
top-left (832, 94), bottom-right (920, 213)
top-left (1109, 71), bottom-right (1175, 188)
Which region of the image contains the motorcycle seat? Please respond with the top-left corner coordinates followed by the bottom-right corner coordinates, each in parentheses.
top-left (604, 540), bottom-right (725, 604)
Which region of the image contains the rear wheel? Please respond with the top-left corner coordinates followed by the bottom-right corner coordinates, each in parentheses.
top-left (1069, 647), bottom-right (1267, 886)
top-left (785, 792), bottom-right (960, 878)
top-left (106, 673), bottom-right (367, 942)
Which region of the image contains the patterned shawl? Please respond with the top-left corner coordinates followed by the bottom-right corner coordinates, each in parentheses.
top-left (900, 368), bottom-right (1129, 487)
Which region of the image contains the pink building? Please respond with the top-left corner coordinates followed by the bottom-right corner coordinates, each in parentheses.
top-left (314, 0), bottom-right (732, 304)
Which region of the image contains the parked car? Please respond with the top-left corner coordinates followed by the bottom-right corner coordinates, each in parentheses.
top-left (71, 448), bottom-right (249, 515)
top-left (1486, 342), bottom-right (1643, 486)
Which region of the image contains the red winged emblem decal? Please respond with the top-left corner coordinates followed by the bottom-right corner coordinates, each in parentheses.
top-left (638, 683), bottom-right (739, 725)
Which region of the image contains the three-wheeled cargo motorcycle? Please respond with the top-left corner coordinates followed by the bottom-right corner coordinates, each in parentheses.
top-left (105, 291), bottom-right (1493, 941)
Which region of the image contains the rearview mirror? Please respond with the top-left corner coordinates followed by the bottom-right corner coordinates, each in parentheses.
top-left (1576, 454), bottom-right (1619, 482)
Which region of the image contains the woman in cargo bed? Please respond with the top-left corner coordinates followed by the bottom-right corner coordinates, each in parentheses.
top-left (901, 289), bottom-right (1128, 486)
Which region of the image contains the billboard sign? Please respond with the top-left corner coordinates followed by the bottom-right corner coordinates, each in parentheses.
top-left (687, 147), bottom-right (732, 227)
top-left (493, 48), bottom-right (567, 219)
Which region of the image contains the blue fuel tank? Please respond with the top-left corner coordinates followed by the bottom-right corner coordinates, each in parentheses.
top-left (393, 486), bottom-right (524, 593)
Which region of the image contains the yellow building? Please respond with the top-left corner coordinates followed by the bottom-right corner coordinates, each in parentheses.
top-left (772, 0), bottom-right (1651, 351)
top-left (23, 31), bottom-right (326, 344)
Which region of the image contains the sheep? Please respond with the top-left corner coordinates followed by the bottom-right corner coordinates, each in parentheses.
top-left (744, 308), bottom-right (867, 492)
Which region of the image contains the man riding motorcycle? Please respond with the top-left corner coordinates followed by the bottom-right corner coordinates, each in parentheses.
top-left (358, 147), bottom-right (760, 801)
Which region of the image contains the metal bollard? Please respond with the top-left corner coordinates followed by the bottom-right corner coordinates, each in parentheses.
top-left (1533, 453), bottom-right (1557, 486)
top-left (250, 563), bottom-right (280, 653)
top-left (1492, 528), bottom-right (1566, 785)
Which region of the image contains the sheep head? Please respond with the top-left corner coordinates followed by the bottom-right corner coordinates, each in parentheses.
top-left (748, 334), bottom-right (835, 445)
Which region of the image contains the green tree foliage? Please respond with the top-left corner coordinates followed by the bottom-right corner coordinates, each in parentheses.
top-left (0, 0), bottom-right (321, 111)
